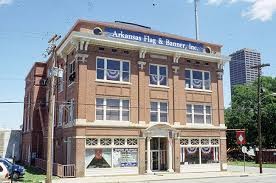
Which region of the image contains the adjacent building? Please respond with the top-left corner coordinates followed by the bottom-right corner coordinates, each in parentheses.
top-left (22, 20), bottom-right (227, 177)
top-left (229, 48), bottom-right (261, 90)
top-left (0, 128), bottom-right (22, 162)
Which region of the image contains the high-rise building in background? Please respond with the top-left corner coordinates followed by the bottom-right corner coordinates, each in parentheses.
top-left (229, 48), bottom-right (261, 90)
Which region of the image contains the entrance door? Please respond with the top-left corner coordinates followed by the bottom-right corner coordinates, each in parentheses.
top-left (150, 138), bottom-right (167, 171)
top-left (152, 151), bottom-right (159, 170)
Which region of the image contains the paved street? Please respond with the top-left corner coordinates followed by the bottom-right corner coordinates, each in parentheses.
top-left (155, 175), bottom-right (276, 183)
top-left (53, 166), bottom-right (276, 183)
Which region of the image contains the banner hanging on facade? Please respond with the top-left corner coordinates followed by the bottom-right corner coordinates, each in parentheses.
top-left (236, 131), bottom-right (246, 145)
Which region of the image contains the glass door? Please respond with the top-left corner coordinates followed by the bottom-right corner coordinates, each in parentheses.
top-left (150, 138), bottom-right (167, 171)
top-left (151, 151), bottom-right (159, 170)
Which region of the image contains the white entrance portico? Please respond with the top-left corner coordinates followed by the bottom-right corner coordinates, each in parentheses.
top-left (144, 124), bottom-right (178, 174)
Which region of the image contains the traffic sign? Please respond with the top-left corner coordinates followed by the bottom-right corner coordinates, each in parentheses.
top-left (242, 146), bottom-right (247, 153)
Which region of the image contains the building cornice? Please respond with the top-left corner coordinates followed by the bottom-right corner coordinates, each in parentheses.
top-left (57, 31), bottom-right (229, 64)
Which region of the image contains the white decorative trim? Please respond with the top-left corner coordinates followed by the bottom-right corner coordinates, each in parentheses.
top-left (220, 124), bottom-right (226, 128)
top-left (75, 53), bottom-right (89, 63)
top-left (172, 66), bottom-right (180, 74)
top-left (137, 61), bottom-right (146, 70)
top-left (73, 136), bottom-right (86, 139)
top-left (185, 88), bottom-right (212, 93)
top-left (139, 49), bottom-right (147, 59)
top-left (222, 163), bottom-right (228, 171)
top-left (70, 39), bottom-right (79, 50)
top-left (177, 125), bottom-right (227, 130)
top-left (85, 137), bottom-right (138, 148)
top-left (174, 122), bottom-right (181, 126)
top-left (220, 137), bottom-right (227, 140)
top-left (173, 54), bottom-right (181, 63)
top-left (74, 119), bottom-right (87, 125)
top-left (57, 31), bottom-right (225, 63)
top-left (138, 121), bottom-right (146, 125)
top-left (180, 137), bottom-right (220, 147)
top-left (95, 79), bottom-right (131, 85)
top-left (93, 121), bottom-right (132, 127)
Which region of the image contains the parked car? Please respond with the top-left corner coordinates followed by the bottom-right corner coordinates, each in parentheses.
top-left (0, 161), bottom-right (10, 180)
top-left (0, 158), bottom-right (25, 180)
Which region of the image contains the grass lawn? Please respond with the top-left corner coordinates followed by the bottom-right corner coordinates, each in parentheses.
top-left (228, 160), bottom-right (276, 168)
top-left (17, 166), bottom-right (58, 183)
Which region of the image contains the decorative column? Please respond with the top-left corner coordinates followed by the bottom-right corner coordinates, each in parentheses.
top-left (146, 137), bottom-right (152, 174)
top-left (167, 133), bottom-right (174, 172)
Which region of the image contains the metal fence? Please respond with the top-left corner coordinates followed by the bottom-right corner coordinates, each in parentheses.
top-left (256, 149), bottom-right (276, 163)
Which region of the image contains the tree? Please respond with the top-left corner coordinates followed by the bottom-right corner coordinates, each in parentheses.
top-left (225, 76), bottom-right (276, 149)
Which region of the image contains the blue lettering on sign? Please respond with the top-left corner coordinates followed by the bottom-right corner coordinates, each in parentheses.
top-left (104, 27), bottom-right (204, 52)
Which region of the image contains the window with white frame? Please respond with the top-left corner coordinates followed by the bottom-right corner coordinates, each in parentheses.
top-left (187, 104), bottom-right (212, 125)
top-left (96, 57), bottom-right (130, 82)
top-left (58, 105), bottom-right (63, 126)
top-left (180, 137), bottom-right (219, 165)
top-left (185, 69), bottom-right (210, 90)
top-left (150, 101), bottom-right (168, 122)
top-left (67, 99), bottom-right (75, 123)
top-left (96, 98), bottom-right (130, 121)
top-left (149, 64), bottom-right (168, 86)
top-left (85, 137), bottom-right (138, 169)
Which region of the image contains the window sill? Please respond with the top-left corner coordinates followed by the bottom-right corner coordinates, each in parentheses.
top-left (93, 120), bottom-right (132, 126)
top-left (149, 121), bottom-right (169, 124)
top-left (149, 85), bottom-right (170, 89)
top-left (96, 79), bottom-right (132, 85)
top-left (185, 88), bottom-right (212, 93)
top-left (186, 123), bottom-right (213, 126)
top-left (68, 82), bottom-right (75, 88)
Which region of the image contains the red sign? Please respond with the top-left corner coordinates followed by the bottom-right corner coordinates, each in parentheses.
top-left (236, 131), bottom-right (246, 145)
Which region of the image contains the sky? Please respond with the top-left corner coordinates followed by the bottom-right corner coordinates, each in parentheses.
top-left (0, 0), bottom-right (275, 129)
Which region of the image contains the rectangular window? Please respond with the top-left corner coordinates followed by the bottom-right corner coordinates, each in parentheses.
top-left (85, 148), bottom-right (138, 169)
top-left (150, 101), bottom-right (168, 122)
top-left (186, 104), bottom-right (212, 125)
top-left (58, 105), bottom-right (63, 126)
top-left (180, 147), bottom-right (219, 165)
top-left (185, 69), bottom-right (210, 90)
top-left (96, 57), bottom-right (130, 82)
top-left (149, 64), bottom-right (168, 86)
top-left (58, 77), bottom-right (64, 92)
top-left (96, 98), bottom-right (130, 121)
top-left (67, 99), bottom-right (75, 123)
top-left (68, 61), bottom-right (76, 85)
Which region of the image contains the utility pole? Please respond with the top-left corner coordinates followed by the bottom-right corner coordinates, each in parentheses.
top-left (194, 0), bottom-right (199, 40)
top-left (250, 63), bottom-right (270, 174)
top-left (45, 34), bottom-right (62, 183)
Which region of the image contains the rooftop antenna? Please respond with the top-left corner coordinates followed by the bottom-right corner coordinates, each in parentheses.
top-left (194, 0), bottom-right (199, 40)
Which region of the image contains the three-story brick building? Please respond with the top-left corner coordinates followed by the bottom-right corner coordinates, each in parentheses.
top-left (22, 20), bottom-right (227, 177)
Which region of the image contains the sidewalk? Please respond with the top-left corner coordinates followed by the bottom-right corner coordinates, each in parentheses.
top-left (51, 169), bottom-right (249, 183)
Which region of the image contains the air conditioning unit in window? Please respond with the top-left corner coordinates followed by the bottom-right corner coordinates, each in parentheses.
top-left (69, 72), bottom-right (76, 82)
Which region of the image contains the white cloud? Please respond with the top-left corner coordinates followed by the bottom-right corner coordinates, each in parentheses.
top-left (0, 0), bottom-right (13, 7)
top-left (242, 0), bottom-right (276, 21)
top-left (205, 0), bottom-right (276, 21)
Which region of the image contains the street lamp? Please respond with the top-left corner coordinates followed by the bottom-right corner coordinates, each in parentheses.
top-left (250, 63), bottom-right (270, 174)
